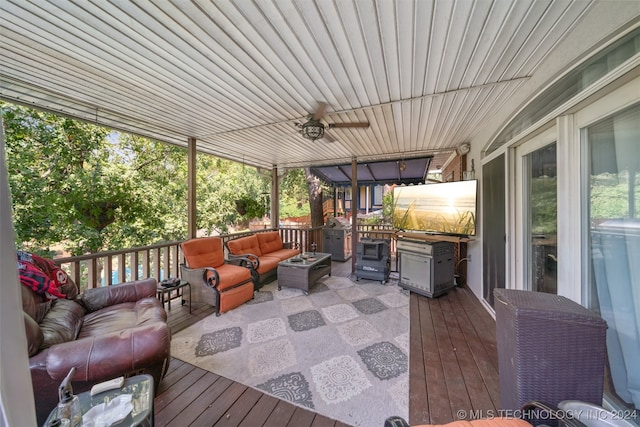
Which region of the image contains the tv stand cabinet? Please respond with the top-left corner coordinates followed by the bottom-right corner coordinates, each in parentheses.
top-left (397, 237), bottom-right (455, 298)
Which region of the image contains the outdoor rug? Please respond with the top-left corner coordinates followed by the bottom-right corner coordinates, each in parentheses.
top-left (171, 274), bottom-right (410, 427)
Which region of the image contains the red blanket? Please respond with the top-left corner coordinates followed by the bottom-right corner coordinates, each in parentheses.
top-left (17, 251), bottom-right (66, 299)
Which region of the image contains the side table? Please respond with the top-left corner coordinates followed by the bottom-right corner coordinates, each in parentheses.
top-left (44, 374), bottom-right (154, 427)
top-left (156, 280), bottom-right (191, 313)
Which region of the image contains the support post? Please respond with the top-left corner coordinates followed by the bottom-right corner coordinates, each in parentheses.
top-left (351, 157), bottom-right (358, 273)
top-left (271, 166), bottom-right (279, 229)
top-left (187, 137), bottom-right (197, 239)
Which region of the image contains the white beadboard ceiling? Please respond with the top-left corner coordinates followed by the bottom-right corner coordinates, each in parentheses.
top-left (1, 0), bottom-right (638, 170)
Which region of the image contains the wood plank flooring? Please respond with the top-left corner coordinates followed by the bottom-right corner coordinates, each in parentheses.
top-left (156, 259), bottom-right (499, 427)
top-left (409, 286), bottom-right (499, 426)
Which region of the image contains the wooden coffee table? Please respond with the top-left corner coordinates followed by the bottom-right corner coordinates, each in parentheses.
top-left (277, 253), bottom-right (332, 295)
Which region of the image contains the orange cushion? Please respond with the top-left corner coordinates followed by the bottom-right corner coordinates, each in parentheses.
top-left (212, 264), bottom-right (252, 292)
top-left (256, 231), bottom-right (284, 254)
top-left (218, 282), bottom-right (254, 313)
top-left (255, 256), bottom-right (280, 274)
top-left (182, 237), bottom-right (225, 268)
top-left (227, 235), bottom-right (262, 257)
top-left (415, 419), bottom-right (532, 427)
top-left (265, 248), bottom-right (300, 262)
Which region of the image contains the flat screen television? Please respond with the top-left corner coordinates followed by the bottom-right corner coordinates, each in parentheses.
top-left (392, 180), bottom-right (477, 236)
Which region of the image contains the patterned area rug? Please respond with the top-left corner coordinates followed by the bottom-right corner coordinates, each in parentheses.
top-left (171, 274), bottom-right (410, 427)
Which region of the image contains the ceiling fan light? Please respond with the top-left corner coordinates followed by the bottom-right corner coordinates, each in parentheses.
top-left (301, 119), bottom-right (324, 140)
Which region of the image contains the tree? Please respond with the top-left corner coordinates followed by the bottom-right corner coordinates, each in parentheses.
top-left (279, 169), bottom-right (311, 218)
top-left (305, 167), bottom-right (324, 227)
top-left (3, 103), bottom-right (308, 256)
top-left (3, 104), bottom-right (142, 255)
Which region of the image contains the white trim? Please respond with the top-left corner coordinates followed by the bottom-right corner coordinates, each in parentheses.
top-left (557, 114), bottom-right (582, 302)
top-left (482, 54), bottom-right (640, 163)
top-left (574, 75), bottom-right (640, 128)
top-left (0, 118), bottom-right (37, 425)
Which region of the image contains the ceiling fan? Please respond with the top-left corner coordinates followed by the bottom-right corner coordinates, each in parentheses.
top-left (295, 102), bottom-right (369, 142)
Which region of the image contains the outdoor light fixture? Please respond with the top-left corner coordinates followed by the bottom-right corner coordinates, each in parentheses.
top-left (301, 118), bottom-right (325, 140)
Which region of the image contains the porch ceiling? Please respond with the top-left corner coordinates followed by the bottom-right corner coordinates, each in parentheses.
top-left (1, 1), bottom-right (639, 170)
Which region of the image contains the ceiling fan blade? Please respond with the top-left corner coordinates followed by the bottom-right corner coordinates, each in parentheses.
top-left (312, 101), bottom-right (327, 120)
top-left (327, 122), bottom-right (370, 128)
top-left (322, 132), bottom-right (336, 143)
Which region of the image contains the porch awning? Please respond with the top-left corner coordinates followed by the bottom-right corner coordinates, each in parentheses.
top-left (310, 157), bottom-right (431, 187)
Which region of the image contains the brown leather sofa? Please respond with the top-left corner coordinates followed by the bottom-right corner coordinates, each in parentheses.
top-left (22, 277), bottom-right (171, 425)
top-left (226, 230), bottom-right (300, 288)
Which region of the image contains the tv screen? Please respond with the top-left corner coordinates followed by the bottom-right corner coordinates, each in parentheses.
top-left (393, 180), bottom-right (477, 236)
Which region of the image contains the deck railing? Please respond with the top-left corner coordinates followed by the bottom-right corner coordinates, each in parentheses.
top-left (54, 226), bottom-right (329, 291)
top-left (355, 224), bottom-right (397, 254)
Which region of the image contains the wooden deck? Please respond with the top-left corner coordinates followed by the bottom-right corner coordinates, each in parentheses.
top-left (156, 260), bottom-right (499, 427)
top-left (409, 287), bottom-right (500, 425)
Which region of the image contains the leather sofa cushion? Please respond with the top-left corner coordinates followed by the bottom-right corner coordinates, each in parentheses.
top-left (21, 284), bottom-right (51, 324)
top-left (78, 297), bottom-right (166, 339)
top-left (58, 279), bottom-right (79, 300)
top-left (39, 299), bottom-right (85, 349)
top-left (24, 312), bottom-right (44, 357)
top-left (256, 231), bottom-right (284, 254)
top-left (80, 279), bottom-right (157, 312)
top-left (227, 234), bottom-right (262, 257)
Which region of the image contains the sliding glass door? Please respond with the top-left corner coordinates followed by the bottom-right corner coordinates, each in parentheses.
top-left (525, 142), bottom-right (558, 294)
top-left (514, 129), bottom-right (558, 294)
top-left (585, 103), bottom-right (640, 411)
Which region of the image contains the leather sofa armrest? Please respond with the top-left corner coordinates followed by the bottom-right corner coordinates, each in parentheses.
top-left (24, 312), bottom-right (44, 357)
top-left (41, 322), bottom-right (171, 382)
top-left (80, 278), bottom-right (157, 312)
top-left (228, 253), bottom-right (260, 270)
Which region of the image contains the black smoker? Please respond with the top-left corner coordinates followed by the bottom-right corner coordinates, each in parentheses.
top-left (355, 238), bottom-right (391, 284)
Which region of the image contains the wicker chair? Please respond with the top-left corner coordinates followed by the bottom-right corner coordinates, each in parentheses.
top-left (179, 237), bottom-right (255, 315)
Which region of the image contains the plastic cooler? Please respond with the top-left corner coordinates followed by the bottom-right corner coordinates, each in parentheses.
top-left (494, 289), bottom-right (607, 411)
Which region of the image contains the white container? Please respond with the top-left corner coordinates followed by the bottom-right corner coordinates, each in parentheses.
top-left (558, 400), bottom-right (637, 427)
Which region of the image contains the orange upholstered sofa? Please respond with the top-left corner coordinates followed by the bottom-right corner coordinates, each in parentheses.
top-left (226, 231), bottom-right (300, 288)
top-left (384, 418), bottom-right (533, 427)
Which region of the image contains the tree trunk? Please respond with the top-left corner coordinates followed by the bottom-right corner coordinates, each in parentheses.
top-left (305, 168), bottom-right (324, 227)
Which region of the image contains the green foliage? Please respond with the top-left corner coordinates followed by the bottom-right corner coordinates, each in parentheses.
top-left (195, 157), bottom-right (269, 233)
top-left (382, 191), bottom-right (394, 224)
top-left (590, 171), bottom-right (640, 220)
top-left (2, 103), bottom-right (280, 254)
top-left (279, 169), bottom-right (311, 218)
top-left (530, 176), bottom-right (557, 235)
top-left (4, 104), bottom-right (137, 255)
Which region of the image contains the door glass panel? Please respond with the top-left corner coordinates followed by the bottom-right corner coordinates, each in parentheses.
top-left (526, 143), bottom-right (557, 294)
top-left (586, 103), bottom-right (640, 412)
top-left (483, 154), bottom-right (505, 307)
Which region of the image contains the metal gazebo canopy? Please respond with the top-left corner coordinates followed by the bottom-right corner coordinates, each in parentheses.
top-left (310, 156), bottom-right (432, 187)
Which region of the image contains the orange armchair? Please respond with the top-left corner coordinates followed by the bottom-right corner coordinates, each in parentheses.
top-left (180, 237), bottom-right (255, 316)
